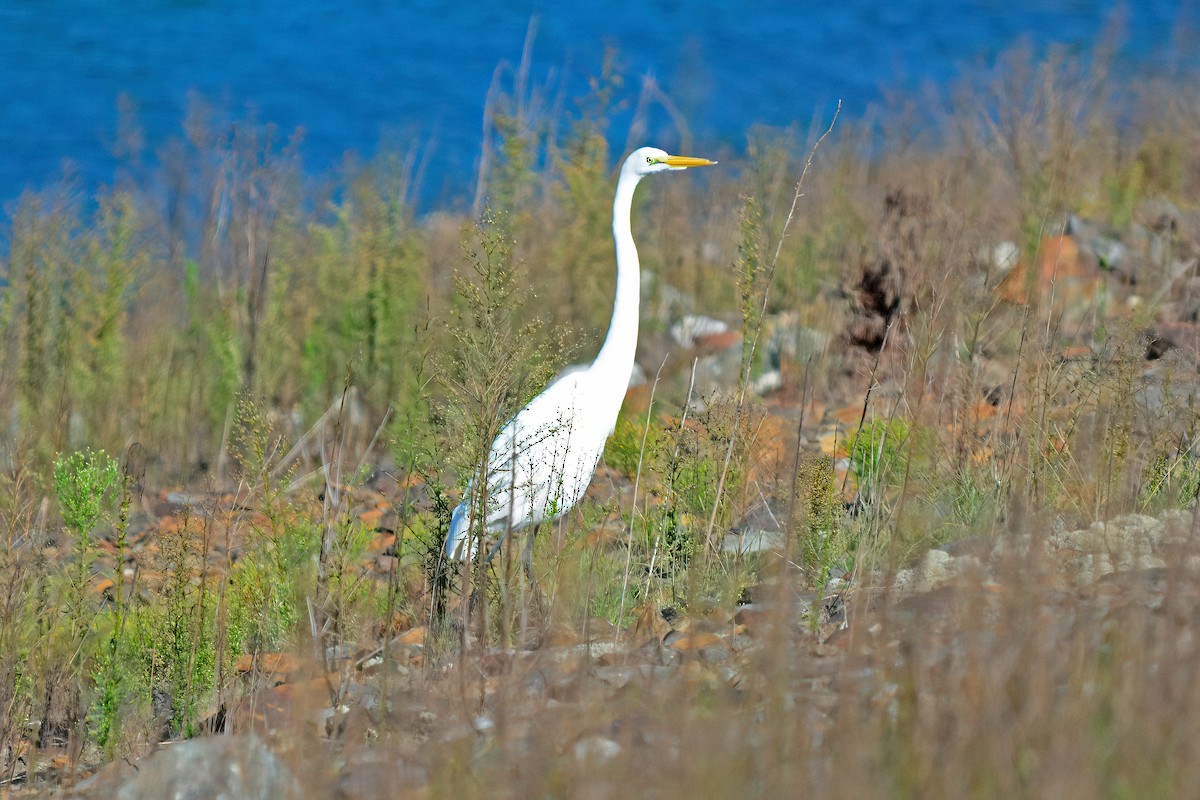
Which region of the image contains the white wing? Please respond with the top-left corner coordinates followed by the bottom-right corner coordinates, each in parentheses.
top-left (474, 367), bottom-right (608, 533)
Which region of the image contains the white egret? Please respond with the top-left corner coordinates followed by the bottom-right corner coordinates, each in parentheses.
top-left (445, 146), bottom-right (716, 562)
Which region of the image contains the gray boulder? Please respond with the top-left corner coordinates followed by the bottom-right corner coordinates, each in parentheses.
top-left (69, 735), bottom-right (301, 800)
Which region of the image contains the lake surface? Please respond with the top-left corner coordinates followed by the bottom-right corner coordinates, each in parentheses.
top-left (0, 0), bottom-right (1196, 209)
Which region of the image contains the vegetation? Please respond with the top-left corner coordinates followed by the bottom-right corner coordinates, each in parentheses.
top-left (1, 38), bottom-right (1200, 798)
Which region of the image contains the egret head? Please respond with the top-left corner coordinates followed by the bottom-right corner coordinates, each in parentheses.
top-left (626, 146), bottom-right (717, 178)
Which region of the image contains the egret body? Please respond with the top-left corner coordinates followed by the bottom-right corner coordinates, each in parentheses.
top-left (445, 147), bottom-right (716, 561)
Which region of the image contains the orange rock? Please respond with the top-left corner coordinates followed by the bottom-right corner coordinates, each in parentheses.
top-left (631, 604), bottom-right (672, 646)
top-left (584, 525), bottom-right (623, 550)
top-left (235, 651), bottom-right (302, 680)
top-left (666, 631), bottom-right (728, 653)
top-left (830, 404), bottom-right (866, 428)
top-left (395, 472), bottom-right (424, 490)
top-left (621, 383), bottom-right (654, 416)
top-left (694, 329), bottom-right (743, 353)
top-left (367, 532), bottom-right (395, 553)
top-left (967, 445), bottom-right (995, 465)
top-left (393, 626), bottom-right (425, 646)
top-left (158, 514), bottom-right (184, 535)
top-left (969, 401), bottom-right (1000, 423)
top-left (816, 427), bottom-right (843, 457)
top-left (360, 508), bottom-right (384, 529)
top-left (996, 235), bottom-right (1100, 306)
top-left (227, 676), bottom-right (329, 737)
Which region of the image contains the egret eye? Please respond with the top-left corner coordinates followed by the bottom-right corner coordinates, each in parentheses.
top-left (646, 155), bottom-right (653, 164)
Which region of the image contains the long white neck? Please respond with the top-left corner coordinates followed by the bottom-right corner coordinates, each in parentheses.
top-left (592, 168), bottom-right (642, 387)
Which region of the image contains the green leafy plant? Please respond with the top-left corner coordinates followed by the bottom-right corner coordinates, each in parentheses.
top-left (848, 418), bottom-right (931, 492)
top-left (53, 449), bottom-right (119, 544)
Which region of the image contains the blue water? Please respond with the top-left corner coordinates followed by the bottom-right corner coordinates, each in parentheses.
top-left (0, 1), bottom-right (1196, 209)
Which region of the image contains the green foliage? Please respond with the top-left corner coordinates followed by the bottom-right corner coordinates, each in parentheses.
top-left (315, 514), bottom-right (378, 643)
top-left (0, 470), bottom-right (43, 776)
top-left (227, 545), bottom-right (301, 658)
top-left (641, 393), bottom-right (762, 592)
top-left (794, 454), bottom-right (857, 581)
top-left (270, 162), bottom-right (426, 420)
top-left (136, 507), bottom-right (217, 738)
top-left (226, 395), bottom-right (316, 658)
top-left (849, 418), bottom-right (929, 491)
top-left (1138, 450), bottom-right (1200, 512)
top-left (53, 448), bottom-right (119, 540)
top-left (734, 193), bottom-right (767, 389)
top-left (604, 411), bottom-right (666, 478)
top-left (1105, 158), bottom-right (1146, 232)
top-left (942, 465), bottom-right (1002, 531)
top-left (549, 56), bottom-right (622, 337)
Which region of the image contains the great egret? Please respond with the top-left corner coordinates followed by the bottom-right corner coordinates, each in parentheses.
top-left (445, 146), bottom-right (717, 562)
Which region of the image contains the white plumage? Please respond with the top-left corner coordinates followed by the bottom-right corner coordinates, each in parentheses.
top-left (445, 146), bottom-right (716, 561)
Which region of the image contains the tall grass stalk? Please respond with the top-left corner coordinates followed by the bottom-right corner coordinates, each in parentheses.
top-left (704, 102), bottom-right (840, 554)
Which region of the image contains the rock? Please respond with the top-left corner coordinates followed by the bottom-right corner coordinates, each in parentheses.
top-left (892, 548), bottom-right (983, 595)
top-left (981, 240), bottom-right (1021, 274)
top-left (762, 311), bottom-right (832, 368)
top-left (572, 735), bottom-right (622, 762)
top-left (1135, 197), bottom-right (1187, 234)
top-left (334, 745), bottom-right (429, 800)
top-left (752, 368), bottom-right (784, 395)
top-left (591, 664), bottom-right (674, 688)
top-left (69, 735), bottom-right (301, 800)
top-left (1052, 512), bottom-right (1165, 556)
top-left (1049, 511), bottom-right (1198, 585)
top-left (670, 315), bottom-right (730, 349)
top-left (664, 631), bottom-right (730, 661)
top-left (1067, 214), bottom-right (1132, 273)
top-left (724, 499), bottom-right (787, 554)
top-left (1144, 322), bottom-right (1200, 363)
top-left (628, 361), bottom-right (647, 388)
top-left (689, 337), bottom-right (746, 400)
top-left (1139, 351), bottom-right (1200, 420)
top-left (995, 234), bottom-right (1101, 307)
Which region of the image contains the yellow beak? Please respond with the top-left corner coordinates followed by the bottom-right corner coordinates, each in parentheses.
top-left (663, 155), bottom-right (717, 168)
